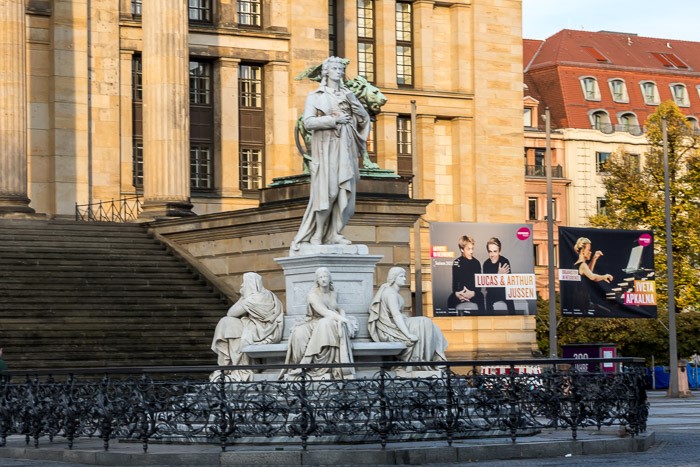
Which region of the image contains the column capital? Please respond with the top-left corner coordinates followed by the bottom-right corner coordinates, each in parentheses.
top-left (219, 57), bottom-right (241, 67)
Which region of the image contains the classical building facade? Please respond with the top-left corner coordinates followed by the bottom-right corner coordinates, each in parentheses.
top-left (2, 0), bottom-right (528, 358)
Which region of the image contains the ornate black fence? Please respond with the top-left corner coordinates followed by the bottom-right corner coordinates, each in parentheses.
top-left (0, 358), bottom-right (648, 453)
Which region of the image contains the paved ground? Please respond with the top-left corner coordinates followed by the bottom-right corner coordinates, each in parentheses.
top-left (0, 390), bottom-right (697, 466)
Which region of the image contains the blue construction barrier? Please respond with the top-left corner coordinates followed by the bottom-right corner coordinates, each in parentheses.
top-left (648, 364), bottom-right (700, 389)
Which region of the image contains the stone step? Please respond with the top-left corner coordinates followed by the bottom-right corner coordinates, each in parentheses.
top-left (0, 219), bottom-right (228, 371)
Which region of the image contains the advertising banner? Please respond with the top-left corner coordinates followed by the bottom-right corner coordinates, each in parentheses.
top-left (430, 223), bottom-right (537, 317)
top-left (558, 227), bottom-right (656, 318)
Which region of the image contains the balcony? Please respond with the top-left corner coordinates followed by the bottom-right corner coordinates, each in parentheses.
top-left (525, 164), bottom-right (563, 178)
top-left (591, 123), bottom-right (645, 136)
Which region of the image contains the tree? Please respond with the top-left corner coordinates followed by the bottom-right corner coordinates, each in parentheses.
top-left (590, 100), bottom-right (700, 313)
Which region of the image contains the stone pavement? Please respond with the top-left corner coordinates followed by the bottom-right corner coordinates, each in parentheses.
top-left (0, 390), bottom-right (696, 466)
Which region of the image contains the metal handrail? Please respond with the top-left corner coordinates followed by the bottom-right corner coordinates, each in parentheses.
top-left (75, 194), bottom-right (142, 222)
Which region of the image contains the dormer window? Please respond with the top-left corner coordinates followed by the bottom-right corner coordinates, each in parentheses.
top-left (617, 112), bottom-right (641, 135)
top-left (640, 81), bottom-right (660, 105)
top-left (523, 96), bottom-right (539, 129)
top-left (671, 83), bottom-right (690, 107)
top-left (608, 78), bottom-right (629, 103)
top-left (580, 76), bottom-right (601, 101)
top-left (589, 109), bottom-right (611, 132)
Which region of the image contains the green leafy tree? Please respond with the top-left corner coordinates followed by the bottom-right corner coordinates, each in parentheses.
top-left (590, 100), bottom-right (700, 313)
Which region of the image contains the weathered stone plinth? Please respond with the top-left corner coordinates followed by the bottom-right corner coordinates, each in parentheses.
top-left (275, 249), bottom-right (382, 341)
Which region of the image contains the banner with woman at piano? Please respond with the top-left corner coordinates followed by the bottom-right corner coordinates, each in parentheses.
top-left (558, 227), bottom-right (656, 318)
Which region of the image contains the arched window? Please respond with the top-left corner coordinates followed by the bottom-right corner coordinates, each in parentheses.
top-left (608, 78), bottom-right (629, 103)
top-left (579, 76), bottom-right (601, 101)
top-left (640, 81), bottom-right (660, 105)
top-left (589, 109), bottom-right (611, 133)
top-left (670, 83), bottom-right (690, 107)
top-left (617, 112), bottom-right (641, 135)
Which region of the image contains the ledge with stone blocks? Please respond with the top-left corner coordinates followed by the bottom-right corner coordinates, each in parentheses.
top-left (241, 341), bottom-right (406, 359)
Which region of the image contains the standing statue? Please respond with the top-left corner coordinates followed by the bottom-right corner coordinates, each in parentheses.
top-left (368, 267), bottom-right (448, 370)
top-left (290, 57), bottom-right (371, 250)
top-left (211, 272), bottom-right (284, 381)
top-left (281, 267), bottom-right (358, 379)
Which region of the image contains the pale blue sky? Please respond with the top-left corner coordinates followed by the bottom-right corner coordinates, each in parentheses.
top-left (522, 0), bottom-right (700, 43)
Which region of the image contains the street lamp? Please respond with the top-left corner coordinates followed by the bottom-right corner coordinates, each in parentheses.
top-left (544, 108), bottom-right (557, 357)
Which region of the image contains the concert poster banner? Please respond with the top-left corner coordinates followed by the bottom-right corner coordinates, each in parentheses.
top-left (558, 227), bottom-right (657, 319)
top-left (430, 222), bottom-right (537, 317)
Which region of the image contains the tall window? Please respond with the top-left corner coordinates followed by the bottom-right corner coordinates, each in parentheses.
top-left (626, 153), bottom-right (640, 173)
top-left (597, 197), bottom-right (607, 215)
top-left (357, 0), bottom-right (375, 82)
top-left (188, 0), bottom-right (212, 23)
top-left (131, 0), bottom-right (142, 17)
top-left (397, 116), bottom-right (413, 177)
top-left (238, 0), bottom-right (262, 28)
top-left (132, 55), bottom-right (143, 189)
top-left (395, 1), bottom-right (413, 86)
top-left (579, 76), bottom-right (600, 101)
top-left (239, 64), bottom-right (264, 190)
top-left (596, 151), bottom-right (611, 173)
top-left (189, 61), bottom-right (214, 190)
top-left (640, 81), bottom-right (660, 105)
top-left (523, 107), bottom-right (533, 127)
top-left (328, 0), bottom-right (337, 57)
top-left (528, 197), bottom-right (538, 220)
top-left (671, 83), bottom-right (690, 107)
top-left (608, 78), bottom-right (628, 103)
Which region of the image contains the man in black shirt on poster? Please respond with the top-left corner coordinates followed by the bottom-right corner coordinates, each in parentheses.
top-left (482, 237), bottom-right (516, 315)
top-left (448, 235), bottom-right (484, 314)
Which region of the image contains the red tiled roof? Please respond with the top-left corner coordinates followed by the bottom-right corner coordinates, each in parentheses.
top-left (524, 29), bottom-right (700, 130)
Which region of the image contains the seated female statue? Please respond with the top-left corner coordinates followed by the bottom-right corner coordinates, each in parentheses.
top-left (368, 267), bottom-right (448, 370)
top-left (211, 272), bottom-right (284, 381)
top-left (282, 267), bottom-right (357, 379)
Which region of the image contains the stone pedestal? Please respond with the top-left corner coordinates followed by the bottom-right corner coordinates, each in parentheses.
top-left (275, 249), bottom-right (383, 341)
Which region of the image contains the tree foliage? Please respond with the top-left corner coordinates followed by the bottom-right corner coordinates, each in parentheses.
top-left (590, 100), bottom-right (700, 313)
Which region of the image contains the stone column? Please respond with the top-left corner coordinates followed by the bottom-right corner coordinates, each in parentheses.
top-left (0, 0), bottom-right (34, 215)
top-left (140, 0), bottom-right (194, 219)
top-left (217, 58), bottom-right (240, 197)
top-left (413, 1), bottom-right (435, 91)
top-left (265, 61), bottom-right (293, 177)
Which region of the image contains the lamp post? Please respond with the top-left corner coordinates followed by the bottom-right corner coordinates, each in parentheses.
top-left (545, 107), bottom-right (557, 357)
top-left (663, 117), bottom-right (679, 397)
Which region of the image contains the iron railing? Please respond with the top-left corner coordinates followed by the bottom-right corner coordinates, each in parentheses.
top-left (75, 195), bottom-right (142, 223)
top-left (0, 358), bottom-right (648, 452)
top-left (525, 164), bottom-right (564, 178)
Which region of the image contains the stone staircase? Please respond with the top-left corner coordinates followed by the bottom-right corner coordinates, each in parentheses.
top-left (0, 219), bottom-right (232, 371)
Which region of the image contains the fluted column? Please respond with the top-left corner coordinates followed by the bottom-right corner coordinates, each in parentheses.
top-left (140, 0), bottom-right (194, 219)
top-left (0, 0), bottom-right (34, 215)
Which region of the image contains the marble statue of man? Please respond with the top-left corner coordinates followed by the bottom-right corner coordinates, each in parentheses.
top-left (290, 57), bottom-right (371, 251)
